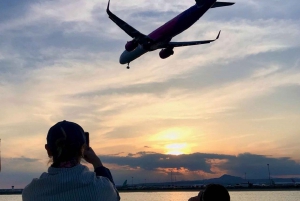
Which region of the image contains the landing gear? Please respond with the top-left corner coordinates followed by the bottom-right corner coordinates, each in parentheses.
top-left (127, 63), bottom-right (130, 69)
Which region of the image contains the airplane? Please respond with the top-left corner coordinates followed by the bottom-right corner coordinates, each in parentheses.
top-left (116, 180), bottom-right (128, 189)
top-left (122, 179), bottom-right (128, 187)
top-left (292, 179), bottom-right (300, 187)
top-left (107, 0), bottom-right (235, 69)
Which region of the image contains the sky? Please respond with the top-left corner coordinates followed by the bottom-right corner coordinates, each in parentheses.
top-left (0, 0), bottom-right (300, 188)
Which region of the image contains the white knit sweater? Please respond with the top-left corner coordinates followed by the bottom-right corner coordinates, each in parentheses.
top-left (22, 164), bottom-right (119, 201)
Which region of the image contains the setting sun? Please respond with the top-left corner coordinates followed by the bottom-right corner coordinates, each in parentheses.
top-left (165, 143), bottom-right (188, 155)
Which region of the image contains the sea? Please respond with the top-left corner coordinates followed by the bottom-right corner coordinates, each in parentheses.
top-left (1, 191), bottom-right (300, 201)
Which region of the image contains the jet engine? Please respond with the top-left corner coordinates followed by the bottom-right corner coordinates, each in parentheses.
top-left (125, 40), bottom-right (138, 52)
top-left (159, 48), bottom-right (174, 59)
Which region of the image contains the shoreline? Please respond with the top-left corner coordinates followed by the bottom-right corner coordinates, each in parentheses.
top-left (1, 187), bottom-right (299, 195)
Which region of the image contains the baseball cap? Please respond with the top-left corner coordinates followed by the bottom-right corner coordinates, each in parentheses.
top-left (47, 120), bottom-right (86, 152)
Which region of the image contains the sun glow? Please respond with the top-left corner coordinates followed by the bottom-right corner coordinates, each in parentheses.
top-left (166, 143), bottom-right (188, 155)
top-left (150, 128), bottom-right (192, 141)
top-left (149, 128), bottom-right (193, 155)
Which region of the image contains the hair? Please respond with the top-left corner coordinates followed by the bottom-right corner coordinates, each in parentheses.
top-left (201, 184), bottom-right (230, 201)
top-left (48, 135), bottom-right (86, 166)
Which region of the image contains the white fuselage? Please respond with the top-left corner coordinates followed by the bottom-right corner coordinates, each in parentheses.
top-left (119, 45), bottom-right (148, 64)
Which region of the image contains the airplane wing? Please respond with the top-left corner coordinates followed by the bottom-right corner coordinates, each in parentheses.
top-left (211, 2), bottom-right (235, 8)
top-left (106, 0), bottom-right (147, 40)
top-left (168, 31), bottom-right (221, 48)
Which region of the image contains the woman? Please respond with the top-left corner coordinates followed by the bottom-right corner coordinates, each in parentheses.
top-left (22, 120), bottom-right (120, 201)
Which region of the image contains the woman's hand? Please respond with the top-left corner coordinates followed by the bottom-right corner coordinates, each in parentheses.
top-left (83, 147), bottom-right (103, 169)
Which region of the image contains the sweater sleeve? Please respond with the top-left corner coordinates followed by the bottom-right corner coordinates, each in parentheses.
top-left (95, 166), bottom-right (120, 200)
top-left (94, 166), bottom-right (115, 185)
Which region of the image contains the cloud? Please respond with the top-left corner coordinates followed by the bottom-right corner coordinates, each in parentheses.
top-left (0, 157), bottom-right (46, 188)
top-left (252, 65), bottom-right (280, 78)
top-left (1, 157), bottom-right (43, 173)
top-left (2, 152), bottom-right (300, 188)
top-left (220, 153), bottom-right (300, 178)
top-left (101, 152), bottom-right (300, 179)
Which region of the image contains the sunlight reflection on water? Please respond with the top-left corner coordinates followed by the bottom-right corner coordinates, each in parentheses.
top-left (120, 191), bottom-right (300, 201)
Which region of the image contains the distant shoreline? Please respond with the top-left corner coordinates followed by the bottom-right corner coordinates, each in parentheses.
top-left (1, 187), bottom-right (299, 195)
top-left (0, 190), bottom-right (22, 195)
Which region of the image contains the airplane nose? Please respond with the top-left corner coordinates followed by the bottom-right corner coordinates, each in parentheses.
top-left (119, 51), bottom-right (128, 64)
top-left (119, 46), bottom-right (148, 65)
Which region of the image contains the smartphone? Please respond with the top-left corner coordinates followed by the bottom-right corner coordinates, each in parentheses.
top-left (84, 132), bottom-right (90, 147)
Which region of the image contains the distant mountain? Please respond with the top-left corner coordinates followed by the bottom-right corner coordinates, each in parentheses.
top-left (154, 174), bottom-right (245, 186)
top-left (148, 174), bottom-right (300, 186)
top-left (204, 174), bottom-right (244, 184)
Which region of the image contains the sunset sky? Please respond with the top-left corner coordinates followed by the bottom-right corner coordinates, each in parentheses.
top-left (1, 0), bottom-right (300, 188)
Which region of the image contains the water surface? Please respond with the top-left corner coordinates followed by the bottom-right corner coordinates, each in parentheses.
top-left (1, 191), bottom-right (300, 201)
